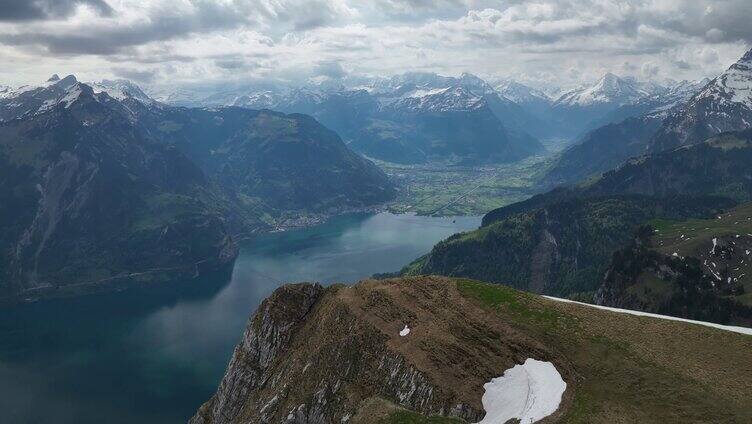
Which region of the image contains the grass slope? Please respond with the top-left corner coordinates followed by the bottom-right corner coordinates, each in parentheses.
top-left (456, 279), bottom-right (752, 423)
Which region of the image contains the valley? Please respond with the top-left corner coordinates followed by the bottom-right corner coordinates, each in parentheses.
top-left (4, 14), bottom-right (752, 423)
top-left (377, 151), bottom-right (555, 217)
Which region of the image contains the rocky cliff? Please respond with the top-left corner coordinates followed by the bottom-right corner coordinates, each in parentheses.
top-left (192, 277), bottom-right (752, 423)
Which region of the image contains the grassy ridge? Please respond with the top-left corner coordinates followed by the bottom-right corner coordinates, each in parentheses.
top-left (456, 279), bottom-right (752, 423)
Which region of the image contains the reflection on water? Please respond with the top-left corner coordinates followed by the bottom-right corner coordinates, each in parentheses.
top-left (0, 212), bottom-right (480, 423)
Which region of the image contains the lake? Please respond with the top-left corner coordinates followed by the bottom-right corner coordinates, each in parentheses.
top-left (0, 212), bottom-right (480, 424)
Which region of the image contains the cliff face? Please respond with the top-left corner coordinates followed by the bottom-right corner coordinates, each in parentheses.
top-left (191, 277), bottom-right (562, 424)
top-left (193, 277), bottom-right (752, 423)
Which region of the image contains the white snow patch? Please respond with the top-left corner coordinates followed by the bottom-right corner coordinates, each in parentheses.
top-left (543, 297), bottom-right (752, 336)
top-left (399, 325), bottom-right (410, 337)
top-left (476, 358), bottom-right (566, 424)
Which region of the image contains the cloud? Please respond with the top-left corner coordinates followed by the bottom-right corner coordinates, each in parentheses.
top-left (0, 0), bottom-right (751, 88)
top-left (313, 60), bottom-right (346, 79)
top-left (0, 0), bottom-right (112, 22)
top-left (111, 67), bottom-right (157, 82)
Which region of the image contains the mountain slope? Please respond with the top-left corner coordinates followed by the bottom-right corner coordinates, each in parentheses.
top-left (542, 115), bottom-right (663, 187)
top-left (139, 107), bottom-right (396, 213)
top-left (191, 277), bottom-right (752, 424)
top-left (542, 78), bottom-right (709, 187)
top-left (361, 86), bottom-right (543, 165)
top-left (650, 48), bottom-right (752, 152)
top-left (0, 77), bottom-right (397, 301)
top-left (404, 131), bottom-right (752, 301)
top-left (595, 205), bottom-right (752, 327)
top-left (0, 82), bottom-right (237, 302)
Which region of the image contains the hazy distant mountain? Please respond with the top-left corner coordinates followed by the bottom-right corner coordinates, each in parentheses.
top-left (0, 74), bottom-right (81, 121)
top-left (588, 78), bottom-right (708, 130)
top-left (157, 72), bottom-right (546, 164)
top-left (549, 73), bottom-right (656, 136)
top-left (496, 80), bottom-right (552, 116)
top-left (650, 48), bottom-right (752, 153)
top-left (542, 78), bottom-right (708, 186)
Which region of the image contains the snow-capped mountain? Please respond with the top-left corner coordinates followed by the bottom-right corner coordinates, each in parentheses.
top-left (89, 79), bottom-right (156, 105)
top-left (588, 78), bottom-right (709, 130)
top-left (650, 48), bottom-right (752, 152)
top-left (554, 73), bottom-right (648, 108)
top-left (548, 73), bottom-right (661, 136)
top-left (496, 81), bottom-right (550, 106)
top-left (0, 75), bottom-right (159, 122)
top-left (386, 86), bottom-right (484, 113)
top-left (0, 74), bottom-right (80, 121)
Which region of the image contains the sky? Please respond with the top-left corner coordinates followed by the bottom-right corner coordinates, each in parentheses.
top-left (1, 0), bottom-right (751, 91)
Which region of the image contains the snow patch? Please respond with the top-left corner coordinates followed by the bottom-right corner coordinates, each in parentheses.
top-left (476, 359), bottom-right (566, 424)
top-left (543, 297), bottom-right (752, 336)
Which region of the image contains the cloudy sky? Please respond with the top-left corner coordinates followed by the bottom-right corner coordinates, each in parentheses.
top-left (1, 0), bottom-right (751, 90)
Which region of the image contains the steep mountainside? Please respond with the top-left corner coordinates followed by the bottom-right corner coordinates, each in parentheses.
top-left (403, 196), bottom-right (733, 297)
top-left (0, 77), bottom-right (397, 301)
top-left (595, 205), bottom-right (752, 326)
top-left (404, 132), bottom-right (752, 299)
top-left (192, 277), bottom-right (752, 424)
top-left (0, 82), bottom-right (237, 302)
top-left (500, 130), bottom-right (752, 223)
top-left (138, 107), bottom-right (396, 213)
top-left (542, 115), bottom-right (663, 187)
top-left (650, 48), bottom-right (752, 153)
top-left (543, 78), bottom-right (708, 187)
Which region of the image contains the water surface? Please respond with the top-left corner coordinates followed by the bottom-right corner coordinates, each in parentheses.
top-left (0, 212), bottom-right (480, 423)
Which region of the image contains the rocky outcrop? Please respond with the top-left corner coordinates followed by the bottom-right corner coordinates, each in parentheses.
top-left (191, 277), bottom-right (561, 424)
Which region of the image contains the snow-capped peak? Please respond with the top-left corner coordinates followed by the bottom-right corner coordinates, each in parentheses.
top-left (554, 73), bottom-right (646, 107)
top-left (391, 85), bottom-right (484, 112)
top-left (88, 79), bottom-right (155, 105)
top-left (693, 48), bottom-right (752, 108)
top-left (495, 80), bottom-right (551, 104)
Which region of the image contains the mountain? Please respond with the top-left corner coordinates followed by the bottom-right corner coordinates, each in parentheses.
top-left (589, 79), bottom-right (708, 130)
top-left (541, 115), bottom-right (663, 187)
top-left (137, 106), bottom-right (396, 213)
top-left (595, 208), bottom-right (752, 327)
top-left (191, 276), bottom-right (752, 423)
top-left (495, 80), bottom-right (551, 116)
top-left (549, 73), bottom-right (654, 136)
top-left (650, 48), bottom-right (752, 152)
top-left (354, 86), bottom-right (543, 165)
top-left (0, 76), bottom-right (397, 301)
top-left (541, 78), bottom-right (717, 188)
top-left (0, 74), bottom-right (80, 122)
top-left (170, 72), bottom-right (546, 165)
top-left (403, 131), bottom-right (752, 311)
top-left (0, 81), bottom-right (238, 302)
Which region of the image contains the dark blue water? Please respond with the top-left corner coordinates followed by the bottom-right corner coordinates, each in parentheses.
top-left (0, 212), bottom-right (480, 424)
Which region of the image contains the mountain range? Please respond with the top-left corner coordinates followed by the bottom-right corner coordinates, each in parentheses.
top-left (0, 75), bottom-right (395, 302)
top-left (544, 49), bottom-right (752, 187)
